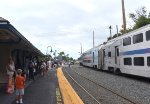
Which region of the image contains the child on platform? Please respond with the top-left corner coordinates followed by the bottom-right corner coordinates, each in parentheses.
top-left (15, 69), bottom-right (25, 104)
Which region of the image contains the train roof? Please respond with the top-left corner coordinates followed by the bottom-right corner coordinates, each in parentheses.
top-left (80, 24), bottom-right (150, 56)
top-left (106, 24), bottom-right (150, 44)
top-left (82, 44), bottom-right (103, 54)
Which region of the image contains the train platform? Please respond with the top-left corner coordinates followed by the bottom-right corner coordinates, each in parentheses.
top-left (57, 67), bottom-right (83, 104)
top-left (0, 67), bottom-right (84, 104)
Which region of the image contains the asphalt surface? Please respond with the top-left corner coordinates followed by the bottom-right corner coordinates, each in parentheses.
top-left (10, 68), bottom-right (63, 104)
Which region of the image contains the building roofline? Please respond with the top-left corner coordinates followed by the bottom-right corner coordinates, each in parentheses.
top-left (0, 18), bottom-right (43, 55)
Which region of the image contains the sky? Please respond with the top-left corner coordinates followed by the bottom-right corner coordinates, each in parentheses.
top-left (1, 0), bottom-right (150, 59)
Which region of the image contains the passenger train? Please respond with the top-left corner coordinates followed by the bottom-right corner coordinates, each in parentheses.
top-left (79, 24), bottom-right (150, 78)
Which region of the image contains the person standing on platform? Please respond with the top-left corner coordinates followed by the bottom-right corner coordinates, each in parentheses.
top-left (68, 61), bottom-right (71, 67)
top-left (15, 69), bottom-right (25, 104)
top-left (28, 60), bottom-right (34, 81)
top-left (40, 60), bottom-right (46, 77)
top-left (46, 60), bottom-right (50, 72)
top-left (6, 57), bottom-right (15, 94)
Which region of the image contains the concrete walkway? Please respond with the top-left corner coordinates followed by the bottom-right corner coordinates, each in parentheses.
top-left (11, 68), bottom-right (63, 104)
top-left (0, 66), bottom-right (83, 104)
top-left (0, 74), bottom-right (39, 104)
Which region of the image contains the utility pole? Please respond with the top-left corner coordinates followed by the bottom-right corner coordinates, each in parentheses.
top-left (109, 26), bottom-right (112, 38)
top-left (116, 25), bottom-right (119, 37)
top-left (93, 30), bottom-right (95, 48)
top-left (80, 43), bottom-right (82, 54)
top-left (122, 0), bottom-right (126, 33)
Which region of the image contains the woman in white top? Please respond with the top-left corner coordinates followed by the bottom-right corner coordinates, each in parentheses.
top-left (40, 61), bottom-right (46, 77)
top-left (6, 57), bottom-right (15, 94)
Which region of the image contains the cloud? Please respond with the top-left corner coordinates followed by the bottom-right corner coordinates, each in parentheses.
top-left (1, 0), bottom-right (150, 59)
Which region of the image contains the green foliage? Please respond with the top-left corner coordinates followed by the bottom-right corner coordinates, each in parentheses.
top-left (69, 57), bottom-right (73, 61)
top-left (58, 52), bottom-right (65, 56)
top-left (45, 55), bottom-right (52, 61)
top-left (107, 6), bottom-right (150, 42)
top-left (103, 42), bottom-right (107, 44)
top-left (107, 37), bottom-right (112, 41)
top-left (129, 6), bottom-right (150, 29)
top-left (120, 27), bottom-right (133, 35)
top-left (107, 33), bottom-right (122, 41)
top-left (37, 55), bottom-right (52, 61)
top-left (133, 16), bottom-right (150, 29)
top-left (58, 51), bottom-right (74, 61)
top-left (62, 56), bottom-right (67, 61)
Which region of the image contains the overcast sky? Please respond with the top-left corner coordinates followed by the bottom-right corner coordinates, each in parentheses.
top-left (1, 0), bottom-right (150, 59)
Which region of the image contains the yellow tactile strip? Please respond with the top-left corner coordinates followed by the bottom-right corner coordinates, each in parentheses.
top-left (57, 67), bottom-right (84, 104)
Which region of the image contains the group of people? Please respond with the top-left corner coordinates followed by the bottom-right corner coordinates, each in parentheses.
top-left (6, 57), bottom-right (52, 104)
top-left (6, 57), bottom-right (25, 104)
top-left (27, 59), bottom-right (51, 80)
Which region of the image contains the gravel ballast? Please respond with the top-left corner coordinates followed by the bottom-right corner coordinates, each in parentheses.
top-left (62, 65), bottom-right (150, 104)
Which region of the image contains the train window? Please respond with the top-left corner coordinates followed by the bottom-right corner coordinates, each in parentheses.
top-left (124, 58), bottom-right (132, 65)
top-left (133, 33), bottom-right (143, 44)
top-left (146, 30), bottom-right (150, 41)
top-left (108, 52), bottom-right (111, 57)
top-left (123, 37), bottom-right (131, 46)
top-left (88, 60), bottom-right (91, 63)
top-left (134, 57), bottom-right (144, 66)
top-left (147, 57), bottom-right (150, 66)
top-left (103, 49), bottom-right (105, 56)
top-left (93, 52), bottom-right (94, 63)
top-left (116, 48), bottom-right (119, 56)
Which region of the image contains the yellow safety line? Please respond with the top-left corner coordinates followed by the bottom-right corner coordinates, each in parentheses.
top-left (57, 67), bottom-right (84, 104)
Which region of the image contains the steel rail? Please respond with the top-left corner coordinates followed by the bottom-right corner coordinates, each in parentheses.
top-left (64, 69), bottom-right (102, 104)
top-left (70, 67), bottom-right (141, 104)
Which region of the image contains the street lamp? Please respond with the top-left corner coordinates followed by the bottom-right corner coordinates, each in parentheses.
top-left (46, 46), bottom-right (53, 55)
top-left (46, 46), bottom-right (53, 60)
top-left (53, 50), bottom-right (57, 59)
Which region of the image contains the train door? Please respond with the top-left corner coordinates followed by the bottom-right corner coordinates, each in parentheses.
top-left (92, 52), bottom-right (94, 67)
top-left (93, 52), bottom-right (94, 63)
top-left (102, 49), bottom-right (105, 69)
top-left (98, 50), bottom-right (101, 69)
top-left (115, 46), bottom-right (120, 65)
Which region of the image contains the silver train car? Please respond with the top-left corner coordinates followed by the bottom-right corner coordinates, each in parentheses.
top-left (80, 24), bottom-right (150, 78)
top-left (80, 45), bottom-right (102, 68)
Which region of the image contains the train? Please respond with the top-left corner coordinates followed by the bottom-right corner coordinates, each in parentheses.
top-left (79, 24), bottom-right (150, 78)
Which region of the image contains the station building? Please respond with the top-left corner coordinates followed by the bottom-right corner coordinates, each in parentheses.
top-left (0, 17), bottom-right (43, 83)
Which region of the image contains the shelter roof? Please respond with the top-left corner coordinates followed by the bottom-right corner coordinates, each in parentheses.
top-left (0, 18), bottom-right (43, 55)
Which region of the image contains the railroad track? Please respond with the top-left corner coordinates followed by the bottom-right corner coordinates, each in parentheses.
top-left (63, 67), bottom-right (141, 104)
top-left (64, 68), bottom-right (101, 104)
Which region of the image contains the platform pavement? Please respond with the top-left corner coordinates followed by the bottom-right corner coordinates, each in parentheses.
top-left (0, 66), bottom-right (83, 104)
top-left (0, 75), bottom-right (37, 104)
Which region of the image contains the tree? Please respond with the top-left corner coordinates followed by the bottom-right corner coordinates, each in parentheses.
top-left (119, 27), bottom-right (133, 34)
top-left (107, 33), bottom-right (122, 41)
top-left (45, 54), bottom-right (52, 61)
top-left (69, 57), bottom-right (73, 61)
top-left (107, 6), bottom-right (150, 42)
top-left (58, 52), bottom-right (65, 56)
top-left (129, 6), bottom-right (150, 29)
top-left (107, 36), bottom-right (112, 41)
top-left (58, 52), bottom-right (74, 61)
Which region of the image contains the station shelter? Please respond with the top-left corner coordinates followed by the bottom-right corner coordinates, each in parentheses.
top-left (0, 17), bottom-right (43, 83)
